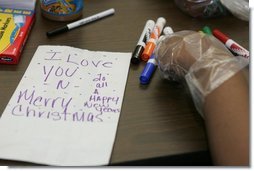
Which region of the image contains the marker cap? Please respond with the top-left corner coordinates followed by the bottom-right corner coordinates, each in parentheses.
top-left (146, 20), bottom-right (156, 29)
top-left (202, 26), bottom-right (212, 35)
top-left (163, 27), bottom-right (173, 35)
top-left (131, 45), bottom-right (144, 64)
top-left (213, 29), bottom-right (229, 44)
top-left (156, 17), bottom-right (166, 28)
top-left (140, 61), bottom-right (157, 84)
top-left (46, 26), bottom-right (69, 37)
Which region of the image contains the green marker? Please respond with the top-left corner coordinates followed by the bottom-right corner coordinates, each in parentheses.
top-left (202, 26), bottom-right (212, 35)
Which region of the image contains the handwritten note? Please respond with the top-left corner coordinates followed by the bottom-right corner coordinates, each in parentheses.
top-left (0, 46), bottom-right (131, 166)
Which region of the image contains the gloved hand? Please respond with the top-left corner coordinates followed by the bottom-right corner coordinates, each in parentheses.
top-left (154, 30), bottom-right (248, 117)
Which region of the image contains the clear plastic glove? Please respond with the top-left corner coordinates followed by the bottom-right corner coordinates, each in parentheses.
top-left (154, 31), bottom-right (248, 117)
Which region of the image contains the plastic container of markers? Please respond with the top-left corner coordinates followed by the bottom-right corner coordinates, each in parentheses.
top-left (40, 0), bottom-right (84, 21)
top-left (174, 0), bottom-right (227, 18)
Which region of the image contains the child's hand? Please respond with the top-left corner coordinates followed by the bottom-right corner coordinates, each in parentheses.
top-left (154, 30), bottom-right (233, 81)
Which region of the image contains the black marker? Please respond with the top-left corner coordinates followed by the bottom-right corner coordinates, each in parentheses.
top-left (131, 20), bottom-right (155, 64)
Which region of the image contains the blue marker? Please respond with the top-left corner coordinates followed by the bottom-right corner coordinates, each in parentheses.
top-left (139, 26), bottom-right (173, 85)
top-left (139, 53), bottom-right (157, 84)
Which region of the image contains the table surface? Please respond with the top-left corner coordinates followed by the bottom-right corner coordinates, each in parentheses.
top-left (0, 0), bottom-right (249, 166)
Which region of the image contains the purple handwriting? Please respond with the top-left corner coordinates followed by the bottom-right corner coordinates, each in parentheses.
top-left (84, 101), bottom-right (120, 115)
top-left (67, 54), bottom-right (113, 68)
top-left (10, 49), bottom-right (121, 123)
top-left (42, 50), bottom-right (114, 90)
top-left (11, 104), bottom-right (103, 122)
top-left (44, 50), bottom-right (113, 68)
top-left (43, 65), bottom-right (78, 82)
top-left (93, 74), bottom-right (108, 88)
top-left (81, 73), bottom-right (120, 118)
top-left (17, 89), bottom-right (72, 114)
top-left (89, 94), bottom-right (119, 105)
top-left (56, 80), bottom-right (70, 89)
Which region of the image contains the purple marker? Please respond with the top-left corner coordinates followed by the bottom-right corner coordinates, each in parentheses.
top-left (139, 26), bottom-right (173, 85)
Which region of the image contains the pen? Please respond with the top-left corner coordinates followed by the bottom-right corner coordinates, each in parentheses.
top-left (140, 27), bottom-right (173, 85)
top-left (141, 17), bottom-right (166, 62)
top-left (213, 29), bottom-right (249, 61)
top-left (131, 20), bottom-right (155, 64)
top-left (46, 8), bottom-right (115, 37)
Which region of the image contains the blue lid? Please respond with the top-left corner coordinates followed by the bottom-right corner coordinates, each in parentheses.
top-left (139, 62), bottom-right (156, 85)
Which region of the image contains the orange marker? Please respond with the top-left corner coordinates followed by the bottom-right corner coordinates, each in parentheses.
top-left (141, 17), bottom-right (166, 61)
